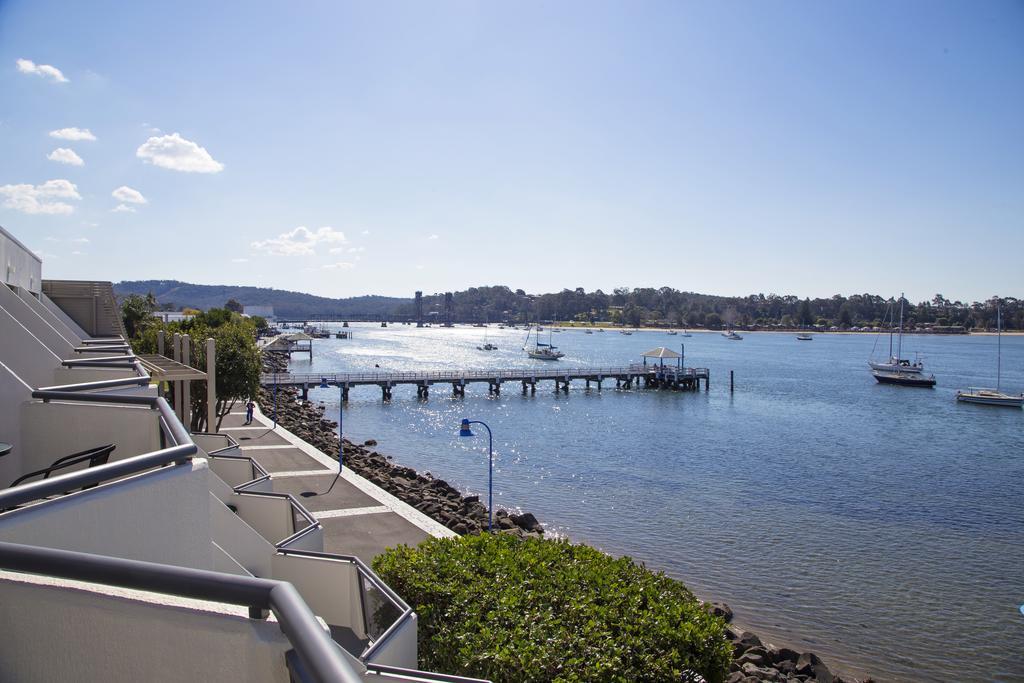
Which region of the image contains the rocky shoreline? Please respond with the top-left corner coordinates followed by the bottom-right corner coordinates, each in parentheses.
top-left (259, 351), bottom-right (870, 683)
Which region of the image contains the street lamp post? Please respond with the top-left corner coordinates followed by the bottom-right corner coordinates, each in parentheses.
top-left (458, 418), bottom-right (493, 532)
top-left (273, 371), bottom-right (278, 428)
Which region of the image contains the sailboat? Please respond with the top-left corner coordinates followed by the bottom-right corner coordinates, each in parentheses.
top-left (869, 298), bottom-right (924, 374)
top-left (477, 329), bottom-right (497, 352)
top-left (524, 326), bottom-right (564, 360)
top-left (681, 329), bottom-right (692, 337)
top-left (870, 294), bottom-right (935, 387)
top-left (957, 304), bottom-right (1023, 407)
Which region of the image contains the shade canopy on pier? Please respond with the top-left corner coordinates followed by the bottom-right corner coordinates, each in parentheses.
top-left (641, 346), bottom-right (682, 368)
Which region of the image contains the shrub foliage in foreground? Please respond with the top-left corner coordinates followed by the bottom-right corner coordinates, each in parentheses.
top-left (373, 534), bottom-right (732, 683)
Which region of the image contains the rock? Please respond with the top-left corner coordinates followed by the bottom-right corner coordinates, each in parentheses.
top-left (795, 653), bottom-right (821, 676)
top-left (363, 439), bottom-right (377, 446)
top-left (705, 601), bottom-right (734, 623)
top-left (511, 511), bottom-right (543, 533)
top-left (726, 673), bottom-right (746, 683)
top-left (733, 630), bottom-right (763, 655)
top-left (452, 522), bottom-right (469, 535)
top-left (736, 651), bottom-right (766, 668)
top-left (775, 648), bottom-right (800, 664)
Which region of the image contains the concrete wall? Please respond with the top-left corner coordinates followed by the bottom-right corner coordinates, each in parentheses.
top-left (0, 461), bottom-right (214, 570)
top-left (41, 292), bottom-right (89, 339)
top-left (0, 284), bottom-right (74, 357)
top-left (272, 552), bottom-right (363, 638)
top-left (209, 493), bottom-right (275, 578)
top-left (51, 365), bottom-right (138, 385)
top-left (0, 571), bottom-right (292, 683)
top-left (0, 226), bottom-right (42, 295)
top-left (231, 492), bottom-right (296, 545)
top-left (14, 401), bottom-right (161, 482)
top-left (0, 361), bottom-right (32, 485)
top-left (15, 285), bottom-right (82, 345)
top-left (0, 302), bottom-right (63, 388)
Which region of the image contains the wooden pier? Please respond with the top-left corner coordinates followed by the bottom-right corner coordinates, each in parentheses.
top-left (261, 364), bottom-right (710, 401)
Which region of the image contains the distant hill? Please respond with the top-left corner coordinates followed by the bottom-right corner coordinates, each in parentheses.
top-left (113, 280), bottom-right (409, 318)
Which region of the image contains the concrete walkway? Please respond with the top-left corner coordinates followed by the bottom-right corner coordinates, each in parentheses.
top-left (217, 404), bottom-right (453, 564)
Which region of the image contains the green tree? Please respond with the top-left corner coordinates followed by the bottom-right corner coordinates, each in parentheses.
top-left (224, 298), bottom-right (243, 313)
top-left (798, 298), bottom-right (814, 326)
top-left (121, 292), bottom-right (157, 338)
top-left (132, 311), bottom-right (261, 431)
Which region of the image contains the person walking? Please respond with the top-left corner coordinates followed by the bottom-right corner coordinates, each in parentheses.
top-left (245, 398), bottom-right (255, 425)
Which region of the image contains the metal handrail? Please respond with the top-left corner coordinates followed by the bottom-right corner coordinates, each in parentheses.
top-left (0, 541), bottom-right (362, 683)
top-left (278, 548), bottom-right (413, 662)
top-left (0, 445), bottom-right (194, 510)
top-left (36, 375), bottom-right (151, 393)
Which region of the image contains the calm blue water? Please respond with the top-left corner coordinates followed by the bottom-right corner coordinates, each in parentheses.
top-left (284, 325), bottom-right (1024, 682)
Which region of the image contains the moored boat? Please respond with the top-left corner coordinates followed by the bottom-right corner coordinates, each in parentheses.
top-left (872, 370), bottom-right (936, 387)
top-left (797, 333), bottom-right (813, 341)
top-left (722, 330), bottom-right (742, 340)
top-left (956, 303), bottom-right (1021, 407)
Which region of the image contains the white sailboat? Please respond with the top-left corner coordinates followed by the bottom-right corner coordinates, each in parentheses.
top-left (722, 330), bottom-right (742, 340)
top-left (957, 304), bottom-right (1023, 407)
top-left (869, 296), bottom-right (924, 374)
top-left (870, 294), bottom-right (935, 387)
top-left (524, 326), bottom-right (564, 360)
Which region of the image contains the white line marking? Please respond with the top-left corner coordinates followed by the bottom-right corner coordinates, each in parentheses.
top-left (219, 426), bottom-right (270, 431)
top-left (315, 506), bottom-right (391, 520)
top-left (239, 444), bottom-right (303, 451)
top-left (269, 470), bottom-right (338, 478)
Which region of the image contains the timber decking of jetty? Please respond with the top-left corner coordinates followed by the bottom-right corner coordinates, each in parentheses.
top-left (261, 364), bottom-right (710, 400)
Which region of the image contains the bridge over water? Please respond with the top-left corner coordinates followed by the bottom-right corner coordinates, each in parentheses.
top-left (261, 364), bottom-right (710, 401)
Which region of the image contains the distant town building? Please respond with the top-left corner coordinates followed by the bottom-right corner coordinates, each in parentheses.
top-left (243, 305), bottom-right (275, 320)
top-left (153, 311), bottom-right (195, 323)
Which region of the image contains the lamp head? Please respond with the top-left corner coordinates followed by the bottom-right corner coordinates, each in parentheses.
top-left (459, 418), bottom-right (474, 437)
top-left (319, 377), bottom-right (329, 389)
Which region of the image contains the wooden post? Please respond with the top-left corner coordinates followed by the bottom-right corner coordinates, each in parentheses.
top-left (206, 338), bottom-right (216, 433)
top-left (172, 333), bottom-right (181, 420)
top-left (181, 334), bottom-right (191, 430)
top-left (730, 370), bottom-right (734, 393)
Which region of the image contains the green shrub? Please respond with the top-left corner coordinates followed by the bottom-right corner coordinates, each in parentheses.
top-left (373, 534), bottom-right (731, 682)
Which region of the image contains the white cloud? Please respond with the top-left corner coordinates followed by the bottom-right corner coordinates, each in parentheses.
top-left (321, 262), bottom-right (355, 270)
top-left (0, 179), bottom-right (81, 214)
top-left (47, 148), bottom-right (84, 166)
top-left (16, 58), bottom-right (68, 83)
top-left (427, 234), bottom-right (439, 240)
top-left (329, 247), bottom-right (345, 254)
top-left (71, 250), bottom-right (86, 256)
top-left (136, 133), bottom-right (224, 173)
top-left (112, 185), bottom-right (147, 204)
top-left (71, 237), bottom-right (89, 244)
top-left (348, 246), bottom-right (365, 253)
top-left (111, 204), bottom-right (135, 213)
top-left (361, 230), bottom-right (370, 235)
top-left (82, 221), bottom-right (99, 228)
top-left (231, 258), bottom-right (249, 263)
top-left (251, 226), bottom-right (347, 256)
top-left (415, 264), bottom-right (425, 270)
top-left (49, 127), bottom-right (96, 141)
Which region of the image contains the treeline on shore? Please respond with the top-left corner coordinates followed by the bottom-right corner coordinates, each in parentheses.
top-left (399, 287), bottom-right (1023, 331)
top-left (115, 279), bottom-right (1022, 331)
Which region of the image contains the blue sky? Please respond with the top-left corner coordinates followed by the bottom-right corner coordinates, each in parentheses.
top-left (1, 0), bottom-right (1021, 303)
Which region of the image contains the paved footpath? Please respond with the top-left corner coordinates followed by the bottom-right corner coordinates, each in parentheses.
top-left (218, 404), bottom-right (453, 564)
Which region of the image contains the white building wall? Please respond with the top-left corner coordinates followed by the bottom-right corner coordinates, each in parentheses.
top-left (0, 303), bottom-right (63, 388)
top-left (0, 226), bottom-right (42, 295)
top-left (0, 461), bottom-right (214, 570)
top-left (16, 285), bottom-right (83, 344)
top-left (0, 571), bottom-right (292, 683)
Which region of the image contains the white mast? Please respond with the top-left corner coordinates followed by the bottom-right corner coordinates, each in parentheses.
top-left (997, 302), bottom-right (1002, 392)
top-left (897, 292), bottom-right (904, 364)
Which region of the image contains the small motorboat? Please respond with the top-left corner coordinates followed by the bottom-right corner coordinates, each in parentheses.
top-left (722, 331), bottom-right (743, 340)
top-left (667, 330), bottom-right (678, 336)
top-left (797, 334), bottom-right (813, 341)
top-left (477, 343), bottom-right (498, 351)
